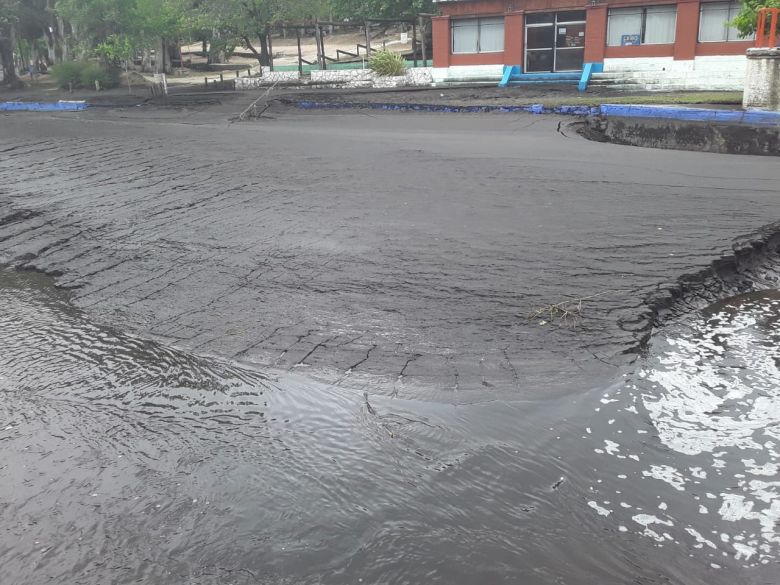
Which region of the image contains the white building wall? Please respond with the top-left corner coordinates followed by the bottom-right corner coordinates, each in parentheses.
top-left (600, 55), bottom-right (747, 90)
top-left (431, 64), bottom-right (504, 83)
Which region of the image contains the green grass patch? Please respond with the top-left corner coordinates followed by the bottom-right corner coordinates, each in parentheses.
top-left (533, 91), bottom-right (743, 108)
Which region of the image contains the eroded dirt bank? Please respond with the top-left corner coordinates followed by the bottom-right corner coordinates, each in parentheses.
top-left (1, 106), bottom-right (779, 401)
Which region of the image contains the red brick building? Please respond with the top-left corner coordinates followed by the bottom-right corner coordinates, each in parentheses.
top-left (430, 0), bottom-right (754, 89)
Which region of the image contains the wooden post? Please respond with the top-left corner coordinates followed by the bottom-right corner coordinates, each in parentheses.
top-left (296, 28), bottom-right (303, 75)
top-left (267, 32), bottom-right (274, 72)
top-left (419, 16), bottom-right (427, 66)
top-left (412, 21), bottom-right (418, 67)
top-left (319, 25), bottom-right (327, 70)
top-left (220, 73), bottom-right (224, 82)
top-left (204, 77), bottom-right (208, 87)
top-left (364, 22), bottom-right (371, 58)
top-left (235, 70), bottom-right (239, 77)
top-left (314, 23), bottom-right (323, 69)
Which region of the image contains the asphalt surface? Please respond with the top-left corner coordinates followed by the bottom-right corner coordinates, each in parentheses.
top-left (1, 102), bottom-right (779, 403)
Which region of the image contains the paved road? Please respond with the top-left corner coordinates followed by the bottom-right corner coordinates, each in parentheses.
top-left (1, 104), bottom-right (779, 401)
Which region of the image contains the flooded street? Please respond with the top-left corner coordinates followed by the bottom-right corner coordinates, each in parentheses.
top-left (1, 108), bottom-right (780, 583)
top-left (2, 270), bottom-right (778, 584)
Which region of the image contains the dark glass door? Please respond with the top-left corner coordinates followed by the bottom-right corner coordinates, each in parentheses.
top-left (525, 11), bottom-right (586, 73)
top-left (554, 21), bottom-right (585, 71)
top-left (525, 12), bottom-right (554, 73)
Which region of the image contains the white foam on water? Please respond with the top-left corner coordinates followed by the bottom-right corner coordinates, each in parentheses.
top-left (733, 542), bottom-right (757, 561)
top-left (742, 460), bottom-right (778, 476)
top-left (588, 501), bottom-right (612, 517)
top-left (685, 527), bottom-right (717, 549)
top-left (642, 465), bottom-right (686, 491)
top-left (604, 440), bottom-right (620, 455)
top-left (585, 294), bottom-right (780, 563)
top-left (632, 514), bottom-right (674, 542)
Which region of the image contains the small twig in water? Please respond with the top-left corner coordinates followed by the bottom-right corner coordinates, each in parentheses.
top-left (528, 290), bottom-right (624, 326)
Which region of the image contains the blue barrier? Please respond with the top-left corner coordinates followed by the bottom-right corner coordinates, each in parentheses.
top-left (0, 101), bottom-right (87, 112)
top-left (499, 65), bottom-right (521, 88)
top-left (578, 63), bottom-right (604, 92)
top-left (599, 104), bottom-right (780, 126)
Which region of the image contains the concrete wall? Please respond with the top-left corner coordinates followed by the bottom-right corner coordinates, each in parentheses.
top-left (582, 115), bottom-right (780, 156)
top-left (235, 71), bottom-right (301, 89)
top-left (234, 67), bottom-right (434, 89)
top-left (599, 55), bottom-right (748, 90)
top-left (743, 49), bottom-right (780, 110)
top-left (431, 64), bottom-right (504, 83)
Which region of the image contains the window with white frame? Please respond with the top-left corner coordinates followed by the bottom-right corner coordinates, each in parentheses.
top-left (607, 6), bottom-right (677, 46)
top-left (699, 1), bottom-right (754, 41)
top-left (452, 17), bottom-right (505, 53)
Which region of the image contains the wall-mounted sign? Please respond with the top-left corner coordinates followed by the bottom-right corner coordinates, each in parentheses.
top-left (621, 34), bottom-right (641, 46)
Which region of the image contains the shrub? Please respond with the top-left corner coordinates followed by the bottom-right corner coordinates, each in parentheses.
top-left (50, 61), bottom-right (83, 89)
top-left (78, 62), bottom-right (119, 90)
top-left (50, 61), bottom-right (119, 90)
top-left (369, 50), bottom-right (406, 77)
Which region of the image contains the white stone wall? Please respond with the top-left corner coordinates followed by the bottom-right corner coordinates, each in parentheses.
top-left (373, 75), bottom-right (409, 88)
top-left (233, 67), bottom-right (433, 89)
top-left (310, 69), bottom-right (374, 84)
top-left (743, 48), bottom-right (780, 110)
top-left (600, 55), bottom-right (748, 90)
top-left (235, 71), bottom-right (301, 89)
top-left (431, 65), bottom-right (504, 84)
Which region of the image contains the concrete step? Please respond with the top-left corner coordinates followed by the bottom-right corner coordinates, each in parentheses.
top-left (507, 79), bottom-right (579, 85)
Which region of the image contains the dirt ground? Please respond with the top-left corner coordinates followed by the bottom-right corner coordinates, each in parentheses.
top-left (1, 102), bottom-right (778, 403)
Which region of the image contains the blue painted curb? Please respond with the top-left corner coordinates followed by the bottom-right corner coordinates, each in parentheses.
top-left (0, 101), bottom-right (88, 112)
top-left (294, 100), bottom-right (599, 116)
top-left (290, 100), bottom-right (777, 127)
top-left (599, 104), bottom-right (780, 126)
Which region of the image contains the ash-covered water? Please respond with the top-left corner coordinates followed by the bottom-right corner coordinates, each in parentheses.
top-left (1, 268), bottom-right (778, 585)
top-left (584, 290), bottom-right (780, 570)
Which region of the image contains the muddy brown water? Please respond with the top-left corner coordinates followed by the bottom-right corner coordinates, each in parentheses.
top-left (1, 267), bottom-right (779, 585)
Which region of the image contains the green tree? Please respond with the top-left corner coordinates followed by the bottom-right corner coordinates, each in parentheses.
top-left (0, 0), bottom-right (20, 85)
top-left (328, 0), bottom-right (434, 19)
top-left (194, 0), bottom-right (327, 67)
top-left (732, 0), bottom-right (780, 37)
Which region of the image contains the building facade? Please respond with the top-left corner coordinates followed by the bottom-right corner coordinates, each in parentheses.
top-left (430, 0), bottom-right (754, 89)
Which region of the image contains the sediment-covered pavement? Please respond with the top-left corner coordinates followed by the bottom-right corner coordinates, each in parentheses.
top-left (1, 104), bottom-right (779, 402)
top-left (2, 102), bottom-right (780, 585)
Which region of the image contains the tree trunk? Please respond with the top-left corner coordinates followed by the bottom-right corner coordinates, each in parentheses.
top-left (260, 31), bottom-right (271, 67)
top-left (242, 36), bottom-right (265, 69)
top-left (57, 16), bottom-right (68, 62)
top-left (157, 37), bottom-right (171, 74)
top-left (45, 30), bottom-right (56, 64)
top-left (0, 24), bottom-right (19, 86)
top-left (44, 0), bottom-right (55, 64)
top-left (207, 29), bottom-right (226, 64)
top-left (142, 48), bottom-right (151, 72)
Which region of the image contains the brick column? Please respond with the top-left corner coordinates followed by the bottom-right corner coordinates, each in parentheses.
top-left (432, 16), bottom-right (451, 68)
top-left (674, 0), bottom-right (700, 60)
top-left (504, 12), bottom-right (524, 66)
top-left (584, 4), bottom-right (608, 63)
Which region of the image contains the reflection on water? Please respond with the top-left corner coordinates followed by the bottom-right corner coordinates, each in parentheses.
top-left (585, 291), bottom-right (780, 569)
top-left (1, 268), bottom-right (778, 585)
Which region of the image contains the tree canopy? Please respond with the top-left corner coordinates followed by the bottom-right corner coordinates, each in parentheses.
top-left (1, 0), bottom-right (434, 83)
top-left (732, 0), bottom-right (780, 37)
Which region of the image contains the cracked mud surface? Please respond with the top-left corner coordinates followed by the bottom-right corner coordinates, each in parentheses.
top-left (1, 105), bottom-right (779, 402)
